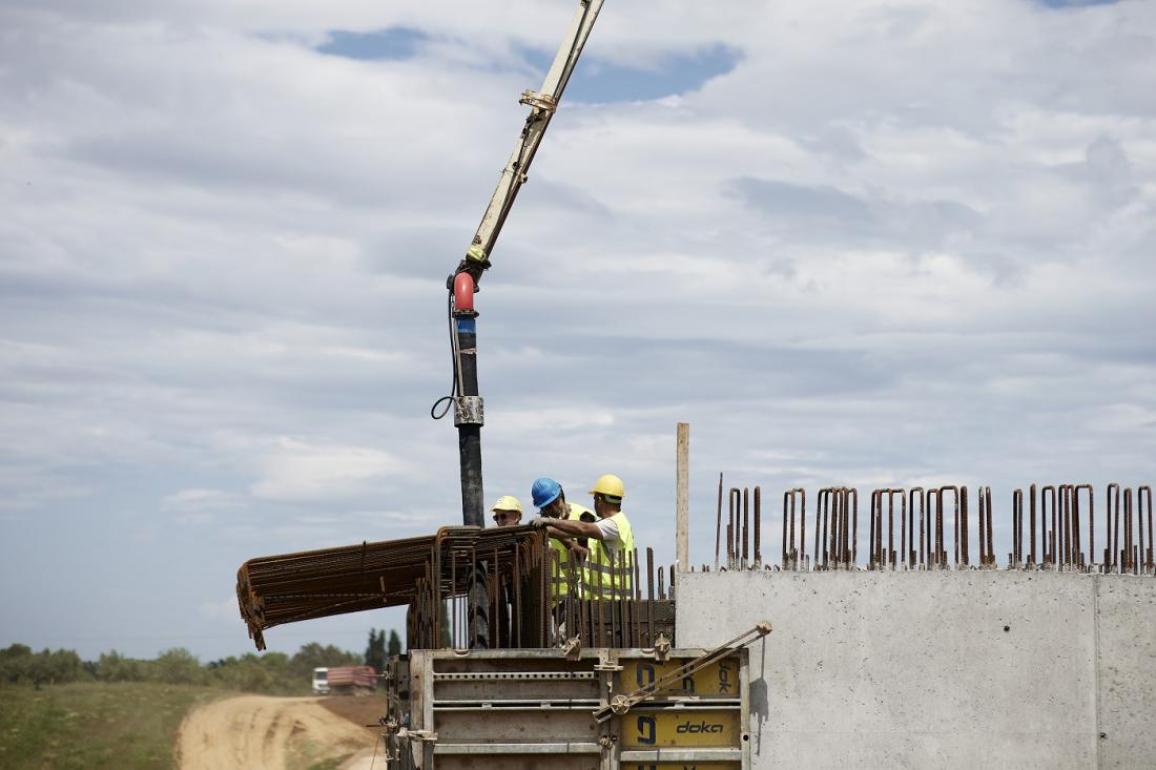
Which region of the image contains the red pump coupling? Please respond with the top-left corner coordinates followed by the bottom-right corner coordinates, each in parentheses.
top-left (453, 272), bottom-right (476, 314)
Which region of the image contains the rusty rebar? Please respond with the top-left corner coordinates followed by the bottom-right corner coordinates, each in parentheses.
top-left (754, 485), bottom-right (762, 567)
top-left (910, 487), bottom-right (926, 568)
top-left (817, 489), bottom-right (828, 569)
top-left (1042, 485), bottom-right (1057, 567)
top-left (646, 547), bottom-right (655, 645)
top-left (1035, 483), bottom-right (1045, 566)
top-left (1126, 488), bottom-right (1137, 573)
top-left (1012, 489), bottom-right (1023, 566)
top-left (714, 472), bottom-right (723, 571)
top-left (1141, 486), bottom-right (1154, 572)
top-left (986, 486), bottom-right (995, 566)
top-left (782, 489), bottom-right (791, 569)
top-left (743, 486), bottom-right (750, 568)
top-left (729, 487), bottom-right (742, 569)
top-left (1108, 483), bottom-right (1121, 570)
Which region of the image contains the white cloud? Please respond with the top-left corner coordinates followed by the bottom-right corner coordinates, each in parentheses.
top-left (198, 597), bottom-right (240, 623)
top-left (250, 438), bottom-right (412, 501)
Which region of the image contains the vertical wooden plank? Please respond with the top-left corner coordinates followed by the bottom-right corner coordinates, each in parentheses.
top-left (676, 422), bottom-right (690, 572)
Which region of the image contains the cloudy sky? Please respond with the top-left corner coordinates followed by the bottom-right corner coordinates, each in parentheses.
top-left (2, 0), bottom-right (1153, 661)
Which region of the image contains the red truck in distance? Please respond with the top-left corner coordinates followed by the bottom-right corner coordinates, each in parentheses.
top-left (312, 665), bottom-right (377, 695)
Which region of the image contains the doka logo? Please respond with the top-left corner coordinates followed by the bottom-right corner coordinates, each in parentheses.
top-left (675, 720), bottom-right (724, 734)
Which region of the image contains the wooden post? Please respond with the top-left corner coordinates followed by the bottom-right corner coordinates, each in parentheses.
top-left (676, 422), bottom-right (690, 572)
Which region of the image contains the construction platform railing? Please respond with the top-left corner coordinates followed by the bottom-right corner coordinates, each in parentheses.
top-left (407, 532), bottom-right (676, 651)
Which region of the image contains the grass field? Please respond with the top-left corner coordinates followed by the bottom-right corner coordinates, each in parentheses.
top-left (0, 681), bottom-right (225, 770)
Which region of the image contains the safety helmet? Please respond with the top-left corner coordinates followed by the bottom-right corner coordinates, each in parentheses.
top-left (491, 495), bottom-right (523, 514)
top-left (531, 477), bottom-right (562, 509)
top-left (588, 474), bottom-right (625, 501)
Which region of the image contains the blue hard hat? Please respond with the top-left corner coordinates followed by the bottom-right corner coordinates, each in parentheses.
top-left (531, 477), bottom-right (562, 509)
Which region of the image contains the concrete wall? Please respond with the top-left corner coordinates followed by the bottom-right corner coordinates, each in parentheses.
top-left (676, 571), bottom-right (1156, 769)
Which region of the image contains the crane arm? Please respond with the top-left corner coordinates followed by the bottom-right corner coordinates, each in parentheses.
top-left (453, 0), bottom-right (606, 286)
top-left (442, 0), bottom-right (607, 538)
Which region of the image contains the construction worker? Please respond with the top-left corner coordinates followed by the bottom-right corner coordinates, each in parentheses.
top-left (531, 478), bottom-right (588, 602)
top-left (533, 474), bottom-right (634, 600)
top-left (533, 479), bottom-right (594, 538)
top-left (490, 495), bottom-right (523, 527)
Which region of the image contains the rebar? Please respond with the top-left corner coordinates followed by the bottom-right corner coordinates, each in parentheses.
top-left (700, 479), bottom-right (1151, 575)
top-left (714, 472), bottom-right (723, 571)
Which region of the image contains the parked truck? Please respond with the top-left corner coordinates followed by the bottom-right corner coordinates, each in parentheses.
top-left (312, 665), bottom-right (377, 696)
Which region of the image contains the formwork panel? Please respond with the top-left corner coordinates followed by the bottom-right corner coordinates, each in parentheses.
top-left (622, 765), bottom-right (738, 770)
top-left (619, 658), bottom-right (741, 698)
top-left (393, 648), bottom-right (750, 770)
top-left (437, 757), bottom-right (598, 770)
top-left (620, 709), bottom-right (742, 749)
top-left (433, 709), bottom-right (600, 743)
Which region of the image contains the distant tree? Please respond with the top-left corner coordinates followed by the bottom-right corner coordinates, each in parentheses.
top-left (0, 645), bottom-right (87, 685)
top-left (44, 648), bottom-right (85, 684)
top-left (0, 644), bottom-right (32, 683)
top-left (365, 629), bottom-right (386, 671)
top-left (97, 650), bottom-right (141, 682)
top-left (387, 630), bottom-right (402, 657)
top-left (154, 648), bottom-right (203, 685)
top-left (0, 643), bottom-right (32, 659)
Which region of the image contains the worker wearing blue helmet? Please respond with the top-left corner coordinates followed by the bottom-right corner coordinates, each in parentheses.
top-left (531, 477), bottom-right (594, 602)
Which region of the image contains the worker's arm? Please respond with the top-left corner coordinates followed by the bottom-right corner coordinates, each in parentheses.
top-left (538, 517), bottom-right (605, 541)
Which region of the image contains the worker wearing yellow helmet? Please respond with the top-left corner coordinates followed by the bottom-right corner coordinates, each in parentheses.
top-left (532, 474), bottom-right (634, 600)
top-left (490, 495), bottom-right (524, 527)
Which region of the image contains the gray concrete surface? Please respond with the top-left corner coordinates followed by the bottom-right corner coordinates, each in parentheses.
top-left (677, 571), bottom-right (1156, 769)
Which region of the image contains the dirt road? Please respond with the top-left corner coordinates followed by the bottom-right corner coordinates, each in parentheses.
top-left (177, 694), bottom-right (378, 770)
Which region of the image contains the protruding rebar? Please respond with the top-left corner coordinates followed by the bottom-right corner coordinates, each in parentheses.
top-left (1108, 483), bottom-right (1121, 571)
top-left (1013, 489), bottom-right (1023, 567)
top-left (742, 487), bottom-right (750, 568)
top-left (1141, 486), bottom-right (1154, 572)
top-left (754, 485), bottom-right (762, 567)
top-left (714, 473), bottom-right (723, 572)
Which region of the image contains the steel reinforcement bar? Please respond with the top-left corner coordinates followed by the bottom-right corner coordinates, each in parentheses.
top-left (709, 477), bottom-right (1153, 575)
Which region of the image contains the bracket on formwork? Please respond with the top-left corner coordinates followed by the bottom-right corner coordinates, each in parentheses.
top-left (592, 621), bottom-right (772, 724)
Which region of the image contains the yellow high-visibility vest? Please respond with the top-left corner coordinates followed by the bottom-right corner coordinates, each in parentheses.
top-left (583, 511), bottom-right (635, 600)
top-left (549, 503), bottom-right (593, 599)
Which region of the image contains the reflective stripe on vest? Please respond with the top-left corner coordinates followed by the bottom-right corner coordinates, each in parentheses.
top-left (549, 503), bottom-right (592, 599)
top-left (583, 511), bottom-right (634, 600)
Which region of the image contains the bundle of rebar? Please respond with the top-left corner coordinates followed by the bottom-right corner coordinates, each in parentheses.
top-left (236, 526), bottom-right (547, 650)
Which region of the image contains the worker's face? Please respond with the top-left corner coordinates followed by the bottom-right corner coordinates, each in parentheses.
top-left (540, 497), bottom-right (565, 519)
top-left (492, 509), bottom-right (521, 527)
top-left (593, 495), bottom-right (609, 518)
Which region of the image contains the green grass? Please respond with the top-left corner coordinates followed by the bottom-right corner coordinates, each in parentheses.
top-left (0, 681), bottom-right (225, 770)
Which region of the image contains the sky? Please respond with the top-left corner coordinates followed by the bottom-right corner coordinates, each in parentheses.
top-left (1, 0), bottom-right (1154, 662)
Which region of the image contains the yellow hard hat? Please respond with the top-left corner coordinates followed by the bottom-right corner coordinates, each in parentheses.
top-left (491, 495), bottom-right (523, 514)
top-left (588, 474), bottom-right (625, 500)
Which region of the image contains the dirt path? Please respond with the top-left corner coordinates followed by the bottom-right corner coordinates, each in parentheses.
top-left (177, 694), bottom-right (376, 770)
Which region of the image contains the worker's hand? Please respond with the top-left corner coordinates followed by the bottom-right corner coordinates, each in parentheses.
top-left (528, 516), bottom-right (549, 529)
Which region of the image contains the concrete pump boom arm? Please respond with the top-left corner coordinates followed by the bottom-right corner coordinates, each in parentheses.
top-left (444, 0), bottom-right (606, 536)
top-left (452, 0), bottom-right (606, 287)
